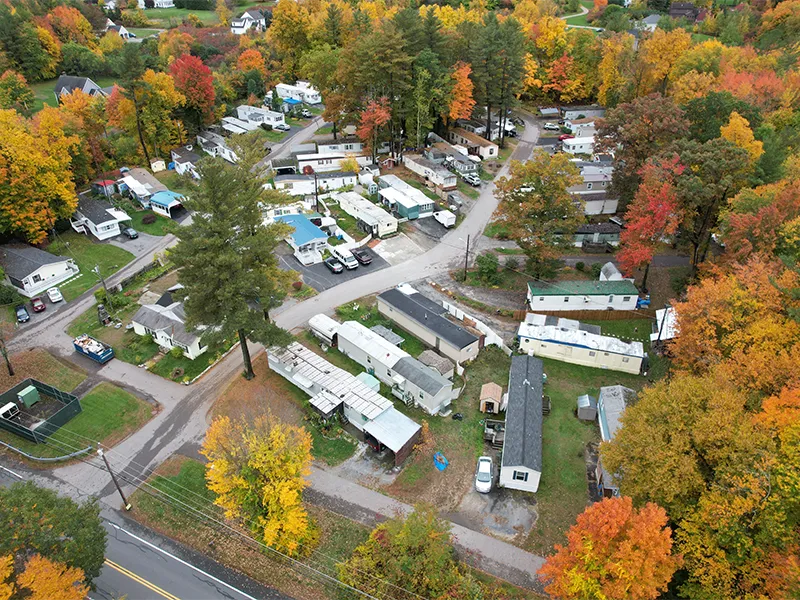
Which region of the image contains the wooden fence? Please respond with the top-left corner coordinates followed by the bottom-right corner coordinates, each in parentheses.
top-left (512, 308), bottom-right (656, 322)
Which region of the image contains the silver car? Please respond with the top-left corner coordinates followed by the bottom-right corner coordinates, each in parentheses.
top-left (475, 456), bottom-right (494, 493)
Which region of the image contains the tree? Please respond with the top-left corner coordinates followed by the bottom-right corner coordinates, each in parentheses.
top-left (0, 70), bottom-right (34, 112)
top-left (113, 44), bottom-right (151, 165)
top-left (268, 0), bottom-right (310, 78)
top-left (60, 43), bottom-right (105, 78)
top-left (0, 108), bottom-right (79, 243)
top-left (202, 414), bottom-right (315, 555)
top-left (215, 0), bottom-right (231, 27)
top-left (470, 13), bottom-right (502, 141)
top-left (356, 97), bottom-right (391, 163)
top-left (98, 31), bottom-right (125, 55)
top-left (446, 62), bottom-right (475, 123)
top-left (595, 94), bottom-right (689, 209)
top-left (639, 28), bottom-right (691, 94)
top-left (170, 54), bottom-right (215, 129)
top-left (493, 152), bottom-right (583, 277)
top-left (169, 137), bottom-right (294, 380)
top-left (597, 33), bottom-right (635, 107)
top-left (237, 48), bottom-right (266, 76)
top-left (683, 91), bottom-right (761, 143)
top-left (617, 158), bottom-right (684, 288)
top-left (15, 554), bottom-right (89, 600)
top-left (539, 497), bottom-right (680, 600)
top-left (47, 6), bottom-right (96, 48)
top-left (339, 155), bottom-right (359, 173)
top-left (720, 111), bottom-right (764, 164)
top-left (157, 29), bottom-right (195, 64)
top-left (476, 252), bottom-right (500, 285)
top-left (338, 505), bottom-right (485, 599)
top-left (0, 482), bottom-right (106, 583)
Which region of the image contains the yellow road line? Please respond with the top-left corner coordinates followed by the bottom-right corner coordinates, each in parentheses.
top-left (104, 558), bottom-right (181, 600)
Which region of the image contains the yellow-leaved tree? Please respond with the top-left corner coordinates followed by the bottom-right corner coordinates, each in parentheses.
top-left (202, 414), bottom-right (317, 556)
top-left (1, 554), bottom-right (88, 600)
top-left (720, 111), bottom-right (764, 164)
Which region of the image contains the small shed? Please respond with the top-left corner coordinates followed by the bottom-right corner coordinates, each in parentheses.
top-left (480, 382), bottom-right (504, 414)
top-left (356, 372), bottom-right (381, 391)
top-left (418, 349), bottom-right (455, 380)
top-left (577, 394), bottom-right (597, 420)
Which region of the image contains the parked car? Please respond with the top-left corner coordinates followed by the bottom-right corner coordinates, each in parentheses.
top-left (462, 173), bottom-right (481, 187)
top-left (275, 123), bottom-right (291, 131)
top-left (122, 227), bottom-right (138, 239)
top-left (543, 122), bottom-right (559, 131)
top-left (351, 247), bottom-right (373, 266)
top-left (559, 133), bottom-right (575, 141)
top-left (475, 456), bottom-right (494, 493)
top-left (301, 108), bottom-right (312, 118)
top-left (31, 297), bottom-right (46, 313)
top-left (15, 305), bottom-right (29, 323)
top-left (47, 288), bottom-right (63, 303)
top-left (323, 257), bottom-right (344, 273)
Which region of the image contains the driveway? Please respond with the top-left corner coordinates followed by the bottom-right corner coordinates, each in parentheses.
top-left (108, 231), bottom-right (163, 255)
top-left (277, 246), bottom-right (390, 292)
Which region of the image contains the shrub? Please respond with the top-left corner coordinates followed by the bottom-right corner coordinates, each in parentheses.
top-left (590, 262), bottom-right (603, 279)
top-left (260, 123), bottom-right (273, 131)
top-left (575, 261), bottom-right (585, 271)
top-left (476, 252), bottom-right (501, 285)
top-left (292, 281), bottom-right (303, 291)
top-left (0, 285), bottom-right (21, 305)
top-left (169, 346), bottom-right (184, 359)
top-left (505, 257), bottom-right (519, 271)
top-left (142, 213), bottom-right (157, 225)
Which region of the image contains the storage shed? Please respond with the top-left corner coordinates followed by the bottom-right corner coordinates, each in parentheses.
top-left (480, 382), bottom-right (503, 414)
top-left (577, 394), bottom-right (597, 420)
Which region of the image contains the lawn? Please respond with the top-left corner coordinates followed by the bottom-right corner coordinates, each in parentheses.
top-left (457, 180), bottom-right (480, 199)
top-left (335, 297), bottom-right (426, 357)
top-left (149, 340), bottom-right (234, 383)
top-left (143, 7), bottom-right (218, 26)
top-left (484, 221), bottom-right (511, 239)
top-left (404, 178), bottom-right (439, 201)
top-left (45, 232), bottom-right (134, 301)
top-left (464, 267), bottom-right (531, 291)
top-left (257, 128), bottom-right (288, 143)
top-left (315, 125), bottom-right (333, 135)
top-left (29, 76), bottom-right (117, 114)
top-left (126, 27), bottom-right (161, 37)
top-left (127, 209), bottom-right (178, 236)
top-left (328, 206), bottom-right (363, 239)
top-left (154, 170), bottom-right (197, 198)
top-left (565, 11), bottom-right (591, 26)
top-left (130, 455), bottom-right (371, 600)
top-left (0, 349), bottom-right (85, 393)
top-left (0, 382), bottom-right (152, 460)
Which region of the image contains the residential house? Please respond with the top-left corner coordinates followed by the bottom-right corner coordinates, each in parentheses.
top-left (560, 105), bottom-right (606, 120)
top-left (138, 0), bottom-right (174, 8)
top-left (170, 146), bottom-right (201, 179)
top-left (197, 131), bottom-right (238, 163)
top-left (378, 187), bottom-right (433, 220)
top-left (132, 284), bottom-right (207, 360)
top-left (564, 117), bottom-right (597, 138)
top-left (499, 355), bottom-right (544, 493)
top-left (563, 136), bottom-right (596, 156)
top-left (261, 199), bottom-right (307, 222)
top-left (517, 313), bottom-right (645, 375)
top-left (428, 142), bottom-right (478, 174)
top-left (447, 128), bottom-right (499, 161)
top-left (71, 193), bottom-right (131, 241)
top-left (455, 118), bottom-right (500, 140)
top-left (221, 116), bottom-right (259, 135)
top-left (148, 191), bottom-right (185, 219)
top-left (417, 349), bottom-right (455, 380)
top-left (650, 307), bottom-right (678, 343)
top-left (107, 22), bottom-right (131, 39)
top-left (268, 342), bottom-right (421, 465)
top-left (568, 162), bottom-right (618, 216)
top-left (236, 105), bottom-right (286, 129)
top-left (315, 136), bottom-right (364, 154)
top-left (640, 14), bottom-right (662, 31)
top-left (526, 280), bottom-right (640, 311)
top-left (274, 213), bottom-right (328, 265)
top-left (53, 75), bottom-right (112, 103)
top-left (117, 167), bottom-right (166, 206)
top-left (230, 9), bottom-right (267, 34)
top-left (296, 152), bottom-right (373, 174)
top-left (0, 245), bottom-right (78, 298)
top-left (377, 285), bottom-right (482, 364)
top-left (91, 179), bottom-right (116, 197)
top-left (275, 81), bottom-right (322, 105)
top-left (669, 1), bottom-right (700, 20)
top-left (335, 191), bottom-right (398, 238)
top-left (273, 171), bottom-right (357, 197)
top-left (377, 175), bottom-right (432, 206)
top-left (403, 155), bottom-right (457, 190)
top-left (335, 320), bottom-right (455, 415)
top-left (573, 222), bottom-right (622, 248)
top-left (596, 385), bottom-right (636, 497)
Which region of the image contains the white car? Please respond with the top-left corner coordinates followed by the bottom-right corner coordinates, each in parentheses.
top-left (475, 456), bottom-right (494, 494)
top-left (543, 122), bottom-right (560, 131)
top-left (462, 173), bottom-right (481, 187)
top-left (47, 287), bottom-right (64, 303)
top-left (275, 123), bottom-right (291, 131)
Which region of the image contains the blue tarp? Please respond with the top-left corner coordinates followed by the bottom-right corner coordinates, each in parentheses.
top-left (433, 452), bottom-right (448, 471)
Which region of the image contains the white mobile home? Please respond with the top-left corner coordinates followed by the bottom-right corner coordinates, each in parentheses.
top-left (315, 136), bottom-right (364, 154)
top-left (170, 146), bottom-right (201, 179)
top-left (275, 81), bottom-right (322, 105)
top-left (197, 131), bottom-right (238, 163)
top-left (273, 171), bottom-right (357, 197)
top-left (596, 385), bottom-right (636, 497)
top-left (563, 136), bottom-right (596, 155)
top-left (517, 313), bottom-right (644, 375)
top-left (402, 155), bottom-right (457, 190)
top-left (236, 105), bottom-right (286, 128)
top-left (336, 191), bottom-right (398, 238)
top-left (71, 194), bottom-right (131, 241)
top-left (0, 245), bottom-right (78, 298)
top-left (447, 128), bottom-right (499, 160)
top-left (274, 213), bottom-right (329, 265)
top-left (560, 105), bottom-right (606, 120)
top-left (526, 280), bottom-right (639, 312)
top-left (296, 152), bottom-right (373, 174)
top-left (499, 355), bottom-right (543, 493)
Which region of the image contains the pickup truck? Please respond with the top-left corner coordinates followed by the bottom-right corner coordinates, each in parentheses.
top-left (73, 334), bottom-right (115, 364)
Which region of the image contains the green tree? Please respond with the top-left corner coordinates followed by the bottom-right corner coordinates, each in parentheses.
top-left (0, 482), bottom-right (106, 584)
top-left (114, 43), bottom-right (151, 165)
top-left (0, 70), bottom-right (34, 112)
top-left (169, 135), bottom-right (294, 379)
top-left (323, 2), bottom-right (343, 47)
top-left (476, 252), bottom-right (500, 285)
top-left (493, 151), bottom-right (583, 277)
top-left (470, 13), bottom-right (502, 141)
top-left (683, 91), bottom-right (762, 143)
top-left (495, 16), bottom-right (525, 147)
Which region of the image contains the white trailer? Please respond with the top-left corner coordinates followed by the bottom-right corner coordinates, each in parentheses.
top-left (434, 210), bottom-right (456, 228)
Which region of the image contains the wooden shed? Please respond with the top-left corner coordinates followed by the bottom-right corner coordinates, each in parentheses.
top-left (480, 382), bottom-right (503, 414)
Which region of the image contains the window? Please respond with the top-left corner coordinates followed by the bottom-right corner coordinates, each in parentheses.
top-left (602, 181), bottom-right (607, 187)
top-left (586, 182), bottom-right (593, 190)
top-left (622, 357), bottom-right (630, 363)
top-left (345, 144), bottom-right (353, 150)
top-left (623, 296), bottom-right (631, 302)
top-left (539, 297), bottom-right (544, 302)
top-left (419, 391), bottom-right (424, 399)
top-left (608, 296), bottom-right (613, 303)
top-left (366, 357), bottom-right (371, 364)
top-left (513, 471), bottom-right (529, 482)
top-left (564, 297), bottom-right (569, 303)
top-left (32, 274), bottom-right (42, 283)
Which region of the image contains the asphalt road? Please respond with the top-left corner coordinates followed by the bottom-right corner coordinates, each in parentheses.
top-left (0, 465), bottom-right (290, 600)
top-left (278, 246), bottom-right (391, 292)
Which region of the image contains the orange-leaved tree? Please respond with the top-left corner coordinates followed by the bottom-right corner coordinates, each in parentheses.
top-left (446, 61), bottom-right (475, 123)
top-left (539, 496), bottom-right (680, 600)
top-left (202, 414), bottom-right (316, 556)
top-left (356, 96), bottom-right (391, 163)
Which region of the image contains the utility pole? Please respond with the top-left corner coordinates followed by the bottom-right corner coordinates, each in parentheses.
top-left (0, 335), bottom-right (13, 377)
top-left (463, 234), bottom-right (470, 281)
top-left (98, 448), bottom-right (131, 511)
top-left (94, 264), bottom-right (112, 309)
top-left (314, 172), bottom-right (320, 213)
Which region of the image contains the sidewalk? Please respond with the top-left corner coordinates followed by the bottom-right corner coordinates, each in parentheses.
top-left (306, 467), bottom-right (546, 592)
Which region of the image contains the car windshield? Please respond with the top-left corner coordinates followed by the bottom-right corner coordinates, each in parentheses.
top-left (476, 470), bottom-right (492, 483)
top-left (476, 461), bottom-right (492, 482)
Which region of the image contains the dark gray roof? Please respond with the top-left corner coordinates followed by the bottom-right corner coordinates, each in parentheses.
top-left (53, 75), bottom-right (103, 97)
top-left (171, 146), bottom-right (201, 163)
top-left (0, 245), bottom-right (70, 280)
top-left (370, 325), bottom-right (405, 347)
top-left (576, 222), bottom-right (621, 234)
top-left (378, 289), bottom-right (478, 350)
top-left (501, 355), bottom-right (543, 472)
top-left (242, 8), bottom-right (264, 19)
top-left (392, 356), bottom-right (450, 396)
top-left (76, 194), bottom-right (115, 225)
top-left (132, 300), bottom-right (198, 346)
top-left (156, 284), bottom-right (185, 308)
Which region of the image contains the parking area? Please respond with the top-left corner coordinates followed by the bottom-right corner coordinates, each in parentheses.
top-left (107, 230), bottom-right (164, 254)
top-left (277, 244), bottom-right (390, 292)
top-left (13, 291), bottom-right (74, 329)
top-left (401, 215), bottom-right (452, 249)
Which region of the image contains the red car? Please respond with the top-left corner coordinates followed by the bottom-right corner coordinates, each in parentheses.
top-left (31, 297), bottom-right (46, 313)
top-left (558, 133), bottom-right (575, 141)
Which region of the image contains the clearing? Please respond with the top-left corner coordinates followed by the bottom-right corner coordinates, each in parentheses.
top-left (0, 349), bottom-right (85, 393)
top-left (29, 76), bottom-right (117, 114)
top-left (142, 7), bottom-right (218, 26)
top-left (154, 170), bottom-right (197, 198)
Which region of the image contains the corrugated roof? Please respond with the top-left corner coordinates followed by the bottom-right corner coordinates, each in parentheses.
top-left (370, 325), bottom-right (405, 347)
top-left (598, 385), bottom-right (636, 442)
top-left (519, 313), bottom-right (643, 358)
top-left (337, 321), bottom-right (407, 369)
top-left (527, 280), bottom-right (638, 297)
top-left (275, 214), bottom-right (327, 246)
top-left (501, 355), bottom-right (543, 472)
top-left (363, 407), bottom-right (421, 453)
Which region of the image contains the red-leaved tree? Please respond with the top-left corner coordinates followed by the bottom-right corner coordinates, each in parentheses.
top-left (356, 97), bottom-right (391, 163)
top-left (170, 54), bottom-right (216, 129)
top-left (617, 157), bottom-right (684, 289)
top-left (539, 496), bottom-right (681, 600)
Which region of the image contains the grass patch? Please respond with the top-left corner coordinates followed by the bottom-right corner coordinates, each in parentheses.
top-left (0, 349), bottom-right (85, 393)
top-left (290, 284), bottom-right (317, 300)
top-left (457, 180), bottom-right (479, 199)
top-left (335, 297), bottom-right (426, 357)
top-left (154, 170), bottom-right (197, 198)
top-left (484, 221), bottom-right (511, 239)
top-left (29, 76), bottom-right (116, 114)
top-left (315, 124), bottom-right (333, 135)
top-left (44, 232), bottom-right (134, 301)
top-left (149, 340), bottom-right (234, 383)
top-left (256, 128), bottom-right (288, 143)
top-left (307, 426), bottom-right (358, 466)
top-left (464, 268), bottom-right (530, 291)
top-left (128, 210), bottom-right (178, 236)
top-left (0, 382), bottom-right (151, 460)
top-left (144, 7), bottom-right (218, 26)
top-left (565, 11), bottom-right (591, 26)
top-left (329, 207), bottom-right (362, 239)
top-left (495, 247), bottom-right (525, 255)
top-left (126, 27), bottom-right (160, 37)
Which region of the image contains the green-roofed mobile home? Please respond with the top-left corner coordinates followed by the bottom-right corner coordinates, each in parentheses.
top-left (526, 279), bottom-right (639, 311)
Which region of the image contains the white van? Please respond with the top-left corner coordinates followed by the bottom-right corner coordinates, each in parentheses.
top-left (330, 246), bottom-right (359, 270)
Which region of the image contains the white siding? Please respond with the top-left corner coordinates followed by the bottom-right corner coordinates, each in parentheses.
top-left (518, 336), bottom-right (642, 375)
top-left (14, 262), bottom-right (77, 298)
top-left (526, 290), bottom-right (638, 312)
top-left (499, 466), bottom-right (541, 493)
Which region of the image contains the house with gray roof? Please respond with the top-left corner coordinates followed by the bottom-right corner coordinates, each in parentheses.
top-left (596, 385), bottom-right (636, 497)
top-left (499, 355), bottom-right (544, 493)
top-left (377, 284), bottom-right (482, 364)
top-left (72, 193), bottom-right (131, 241)
top-left (131, 285), bottom-right (207, 360)
top-left (53, 75), bottom-right (112, 103)
top-left (0, 245), bottom-right (77, 298)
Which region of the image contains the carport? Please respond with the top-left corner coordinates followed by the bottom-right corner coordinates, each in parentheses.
top-left (363, 407), bottom-right (421, 466)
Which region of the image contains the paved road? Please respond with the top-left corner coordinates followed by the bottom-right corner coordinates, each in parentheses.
top-left (256, 115), bottom-right (326, 170)
top-left (0, 465), bottom-right (289, 600)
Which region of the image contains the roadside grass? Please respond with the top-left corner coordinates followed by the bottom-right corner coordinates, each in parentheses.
top-left (149, 340), bottom-right (234, 383)
top-left (290, 284), bottom-right (317, 300)
top-left (464, 268), bottom-right (531, 291)
top-left (495, 247), bottom-right (525, 255)
top-left (334, 297), bottom-right (426, 357)
top-left (154, 170), bottom-right (197, 198)
top-left (127, 209), bottom-right (178, 236)
top-left (0, 349), bottom-right (85, 392)
top-left (457, 180), bottom-right (480, 199)
top-left (255, 127), bottom-right (288, 143)
top-left (484, 221), bottom-right (511, 239)
top-left (45, 232), bottom-right (134, 301)
top-left (29, 76), bottom-right (116, 114)
top-left (130, 455), bottom-right (371, 600)
top-left (0, 382), bottom-right (152, 459)
top-left (126, 27), bottom-right (160, 37)
top-left (315, 124), bottom-right (333, 135)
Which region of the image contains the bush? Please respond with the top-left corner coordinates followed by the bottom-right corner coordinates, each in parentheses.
top-left (575, 261), bottom-right (585, 271)
top-left (169, 346), bottom-right (184, 359)
top-left (260, 123), bottom-right (273, 131)
top-left (183, 0), bottom-right (212, 9)
top-left (292, 281), bottom-right (303, 291)
top-left (504, 257), bottom-right (519, 271)
top-left (476, 252), bottom-right (501, 285)
top-left (0, 285), bottom-right (21, 305)
top-left (142, 213), bottom-right (157, 225)
top-left (590, 262), bottom-right (603, 279)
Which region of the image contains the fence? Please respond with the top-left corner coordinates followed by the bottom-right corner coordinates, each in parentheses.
top-left (0, 378), bottom-right (81, 444)
top-left (441, 300), bottom-right (513, 356)
top-left (512, 308), bottom-right (657, 322)
top-left (114, 260), bottom-right (161, 292)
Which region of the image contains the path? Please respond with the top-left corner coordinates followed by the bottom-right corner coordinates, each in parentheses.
top-left (560, 3), bottom-right (604, 31)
